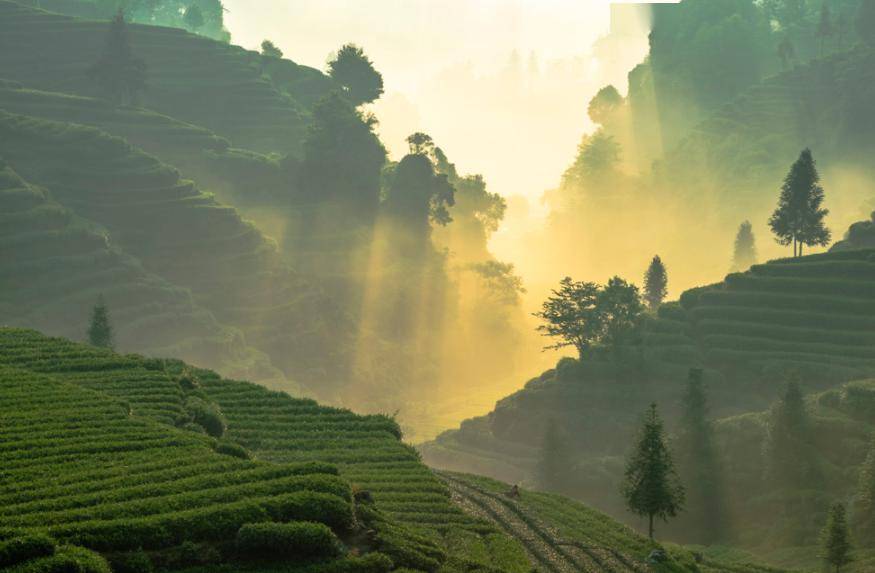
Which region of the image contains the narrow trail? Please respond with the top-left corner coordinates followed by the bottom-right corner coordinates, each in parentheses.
top-left (437, 472), bottom-right (647, 573)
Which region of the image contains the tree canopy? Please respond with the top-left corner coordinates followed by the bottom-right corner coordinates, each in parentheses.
top-left (643, 256), bottom-right (668, 311)
top-left (731, 220), bottom-right (758, 271)
top-left (535, 277), bottom-right (643, 359)
top-left (769, 149), bottom-right (831, 257)
top-left (87, 295), bottom-right (114, 349)
top-left (328, 44), bottom-right (384, 106)
top-left (261, 40), bottom-right (283, 59)
top-left (88, 10), bottom-right (147, 106)
top-left (298, 92), bottom-right (387, 212)
top-left (622, 403), bottom-right (685, 540)
top-left (821, 503), bottom-right (853, 572)
top-left (384, 153), bottom-right (455, 233)
top-left (588, 85), bottom-right (624, 126)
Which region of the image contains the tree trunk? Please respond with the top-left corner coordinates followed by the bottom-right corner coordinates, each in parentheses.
top-left (648, 514), bottom-right (654, 540)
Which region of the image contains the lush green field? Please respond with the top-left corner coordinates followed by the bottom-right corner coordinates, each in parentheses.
top-left (0, 328), bottom-right (533, 572)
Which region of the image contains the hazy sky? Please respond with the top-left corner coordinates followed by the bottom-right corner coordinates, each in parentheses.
top-left (223, 1), bottom-right (659, 201)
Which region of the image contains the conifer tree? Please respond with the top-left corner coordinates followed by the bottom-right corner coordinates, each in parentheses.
top-left (88, 10), bottom-right (147, 106)
top-left (622, 403), bottom-right (685, 539)
top-left (731, 220), bottom-right (758, 271)
top-left (769, 149), bottom-right (831, 257)
top-left (854, 436), bottom-right (875, 542)
top-left (88, 295), bottom-right (114, 350)
top-left (538, 420), bottom-right (574, 493)
top-left (821, 503), bottom-right (853, 572)
top-left (676, 369), bottom-right (724, 543)
top-left (643, 255), bottom-right (668, 312)
top-left (763, 379), bottom-right (820, 488)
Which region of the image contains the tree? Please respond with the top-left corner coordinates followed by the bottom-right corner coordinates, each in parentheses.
top-left (562, 130), bottom-right (621, 189)
top-left (406, 132), bottom-right (434, 156)
top-left (816, 3), bottom-right (834, 56)
top-left (327, 44), bottom-right (384, 106)
top-left (622, 403), bottom-right (685, 540)
top-left (535, 278), bottom-right (601, 358)
top-left (298, 92), bottom-right (387, 213)
top-left (643, 256), bottom-right (668, 312)
top-left (587, 85), bottom-right (623, 126)
top-left (731, 220), bottom-right (758, 271)
top-left (769, 149), bottom-right (831, 257)
top-left (261, 40), bottom-right (283, 59)
top-left (88, 295), bottom-right (114, 349)
top-left (183, 5), bottom-right (204, 30)
top-left (763, 378), bottom-right (820, 488)
top-left (538, 420), bottom-right (575, 492)
top-left (675, 369), bottom-right (724, 543)
top-left (535, 277), bottom-right (643, 360)
top-left (385, 153), bottom-right (455, 233)
top-left (821, 503), bottom-right (853, 572)
top-left (88, 9), bottom-right (147, 106)
top-left (857, 0), bottom-right (875, 45)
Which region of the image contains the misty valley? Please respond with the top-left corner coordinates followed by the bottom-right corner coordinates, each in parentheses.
top-left (2, 1), bottom-right (875, 572)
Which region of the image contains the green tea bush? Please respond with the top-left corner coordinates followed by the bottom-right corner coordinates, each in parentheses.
top-left (183, 397), bottom-right (226, 438)
top-left (0, 534), bottom-right (56, 567)
top-left (235, 522), bottom-right (341, 560)
top-left (107, 549), bottom-right (152, 573)
top-left (213, 440), bottom-right (249, 460)
top-left (262, 491), bottom-right (353, 530)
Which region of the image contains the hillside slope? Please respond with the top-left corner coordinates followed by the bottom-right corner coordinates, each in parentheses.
top-left (0, 1), bottom-right (335, 154)
top-left (0, 109), bottom-right (352, 391)
top-left (423, 248), bottom-right (875, 564)
top-left (0, 328), bottom-right (534, 573)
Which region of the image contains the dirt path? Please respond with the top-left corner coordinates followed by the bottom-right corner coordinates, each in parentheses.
top-left (437, 472), bottom-right (646, 573)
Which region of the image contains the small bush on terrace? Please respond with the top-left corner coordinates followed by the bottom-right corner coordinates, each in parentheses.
top-left (182, 397), bottom-right (226, 438)
top-left (0, 534), bottom-right (56, 567)
top-left (235, 522), bottom-right (341, 560)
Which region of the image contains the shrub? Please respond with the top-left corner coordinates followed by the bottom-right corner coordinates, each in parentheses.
top-left (213, 440), bottom-right (250, 460)
top-left (263, 491), bottom-right (353, 531)
top-left (183, 397), bottom-right (226, 438)
top-left (177, 369), bottom-right (201, 391)
top-left (843, 380), bottom-right (875, 423)
top-left (235, 522), bottom-right (341, 560)
top-left (0, 535), bottom-right (56, 567)
top-left (108, 549), bottom-right (152, 573)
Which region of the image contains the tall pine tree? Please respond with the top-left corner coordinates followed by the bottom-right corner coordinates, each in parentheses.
top-left (88, 10), bottom-right (147, 106)
top-left (643, 255), bottom-right (668, 312)
top-left (731, 220), bottom-right (757, 271)
top-left (675, 369), bottom-right (724, 543)
top-left (821, 503), bottom-right (853, 572)
top-left (622, 403), bottom-right (685, 539)
top-left (88, 295), bottom-right (114, 350)
top-left (763, 379), bottom-right (821, 489)
top-left (538, 420), bottom-right (575, 493)
top-left (769, 149), bottom-right (831, 257)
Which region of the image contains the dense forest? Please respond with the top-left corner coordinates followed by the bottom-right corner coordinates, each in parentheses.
top-left (3, 0), bottom-right (875, 571)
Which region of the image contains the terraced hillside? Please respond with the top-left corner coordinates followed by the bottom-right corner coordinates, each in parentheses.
top-left (0, 1), bottom-right (335, 154)
top-left (0, 157), bottom-right (262, 373)
top-left (661, 46), bottom-right (875, 218)
top-left (423, 248), bottom-right (875, 540)
top-left (0, 328), bottom-right (534, 572)
top-left (0, 80), bottom-right (286, 210)
top-left (0, 109), bottom-right (350, 390)
top-left (438, 473), bottom-right (789, 573)
top-left (0, 334), bottom-right (374, 572)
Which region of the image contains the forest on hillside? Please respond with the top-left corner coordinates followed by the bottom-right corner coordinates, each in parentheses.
top-left (4, 0), bottom-right (875, 572)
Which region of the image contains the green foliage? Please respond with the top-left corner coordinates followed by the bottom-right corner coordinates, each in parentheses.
top-left (588, 85), bottom-right (624, 126)
top-left (214, 440), bottom-right (250, 460)
top-left (235, 522), bottom-right (341, 560)
top-left (855, 437), bottom-right (875, 544)
top-left (821, 503), bottom-right (853, 572)
top-left (732, 220), bottom-right (758, 272)
top-left (621, 403), bottom-right (685, 539)
top-left (87, 295), bottom-right (114, 350)
top-left (108, 549), bottom-right (153, 573)
top-left (87, 10), bottom-right (146, 106)
top-left (562, 130), bottom-right (620, 189)
top-left (182, 5), bottom-right (204, 30)
top-left (261, 40), bottom-right (283, 59)
top-left (182, 396), bottom-right (227, 438)
top-left (327, 44), bottom-right (384, 106)
top-left (298, 92), bottom-right (386, 212)
top-left (768, 149), bottom-right (831, 257)
top-left (763, 379), bottom-right (821, 489)
top-left (674, 369), bottom-right (724, 544)
top-left (385, 153), bottom-right (455, 232)
top-left (644, 255), bottom-right (669, 311)
top-left (0, 535), bottom-right (56, 568)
